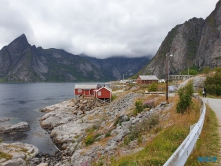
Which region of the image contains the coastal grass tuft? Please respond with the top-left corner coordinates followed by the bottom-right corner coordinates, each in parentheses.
top-left (0, 151), bottom-right (12, 160)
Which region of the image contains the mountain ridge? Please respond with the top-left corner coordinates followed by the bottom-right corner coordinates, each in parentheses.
top-left (0, 34), bottom-right (150, 82)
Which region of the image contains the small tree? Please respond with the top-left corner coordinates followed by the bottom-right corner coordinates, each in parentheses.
top-left (176, 81), bottom-right (194, 114)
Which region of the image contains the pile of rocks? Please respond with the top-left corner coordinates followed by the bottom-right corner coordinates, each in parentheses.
top-left (0, 142), bottom-right (38, 166)
top-left (39, 96), bottom-right (109, 115)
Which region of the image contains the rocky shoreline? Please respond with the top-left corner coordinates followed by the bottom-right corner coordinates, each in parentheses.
top-left (0, 91), bottom-right (172, 166)
top-left (38, 92), bottom-right (171, 165)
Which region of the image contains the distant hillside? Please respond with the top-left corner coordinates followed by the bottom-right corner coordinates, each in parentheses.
top-left (85, 56), bottom-right (150, 80)
top-left (140, 0), bottom-right (221, 79)
top-left (0, 34), bottom-right (150, 82)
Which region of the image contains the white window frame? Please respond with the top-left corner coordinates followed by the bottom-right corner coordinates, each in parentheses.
top-left (78, 89), bottom-right (82, 93)
top-left (98, 91), bottom-right (101, 96)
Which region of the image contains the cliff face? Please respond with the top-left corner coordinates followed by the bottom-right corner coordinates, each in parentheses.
top-left (0, 35), bottom-right (150, 82)
top-left (141, 0), bottom-right (221, 78)
top-left (194, 0), bottom-right (221, 68)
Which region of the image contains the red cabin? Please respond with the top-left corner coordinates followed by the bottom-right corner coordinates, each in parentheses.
top-left (74, 84), bottom-right (97, 96)
top-left (94, 86), bottom-right (112, 100)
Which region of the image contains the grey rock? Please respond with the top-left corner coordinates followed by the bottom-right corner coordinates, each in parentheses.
top-left (0, 158), bottom-right (26, 166)
top-left (113, 129), bottom-right (130, 142)
top-left (1, 122), bottom-right (30, 133)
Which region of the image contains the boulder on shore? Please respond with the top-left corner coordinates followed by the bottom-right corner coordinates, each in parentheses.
top-left (0, 122), bottom-right (30, 133)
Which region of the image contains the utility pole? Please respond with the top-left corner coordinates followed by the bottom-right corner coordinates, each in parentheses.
top-left (166, 55), bottom-right (169, 104)
top-left (166, 53), bottom-right (173, 104)
top-left (123, 74), bottom-right (124, 92)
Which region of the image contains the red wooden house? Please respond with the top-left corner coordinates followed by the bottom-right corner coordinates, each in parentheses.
top-left (137, 75), bottom-right (159, 84)
top-left (74, 84), bottom-right (97, 96)
top-left (94, 86), bottom-right (112, 100)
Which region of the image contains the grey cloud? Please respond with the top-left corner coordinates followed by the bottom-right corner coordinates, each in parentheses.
top-left (0, 0), bottom-right (218, 58)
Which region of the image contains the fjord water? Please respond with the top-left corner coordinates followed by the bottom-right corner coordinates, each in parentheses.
top-left (0, 83), bottom-right (76, 154)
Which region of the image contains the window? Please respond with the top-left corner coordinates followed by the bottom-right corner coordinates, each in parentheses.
top-left (78, 89), bottom-right (82, 93)
top-left (98, 91), bottom-right (101, 96)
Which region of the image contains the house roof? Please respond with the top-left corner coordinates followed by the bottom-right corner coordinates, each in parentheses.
top-left (138, 75), bottom-right (159, 80)
top-left (95, 86), bottom-right (112, 92)
top-left (75, 84), bottom-right (97, 90)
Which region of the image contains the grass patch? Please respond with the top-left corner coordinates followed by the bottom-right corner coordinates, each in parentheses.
top-left (84, 133), bottom-right (102, 146)
top-left (0, 151), bottom-right (12, 160)
top-left (186, 104), bottom-right (220, 165)
top-left (86, 125), bottom-right (98, 133)
top-left (109, 96), bottom-right (200, 166)
top-left (111, 125), bottom-right (190, 165)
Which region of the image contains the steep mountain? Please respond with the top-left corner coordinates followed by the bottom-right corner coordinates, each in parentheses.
top-left (140, 0), bottom-right (221, 78)
top-left (0, 34), bottom-right (103, 82)
top-left (0, 34), bottom-right (150, 82)
top-left (85, 56), bottom-right (149, 80)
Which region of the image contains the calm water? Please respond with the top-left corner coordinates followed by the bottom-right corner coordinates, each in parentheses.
top-left (0, 83), bottom-right (78, 154)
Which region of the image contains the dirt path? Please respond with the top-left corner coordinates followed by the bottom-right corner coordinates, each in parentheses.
top-left (202, 98), bottom-right (221, 164)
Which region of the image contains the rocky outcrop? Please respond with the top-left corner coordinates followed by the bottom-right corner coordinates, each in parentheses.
top-left (141, 1), bottom-right (221, 78)
top-left (0, 142), bottom-right (38, 166)
top-left (0, 122), bottom-right (30, 141)
top-left (0, 118), bottom-right (9, 123)
top-left (0, 122), bottom-right (30, 133)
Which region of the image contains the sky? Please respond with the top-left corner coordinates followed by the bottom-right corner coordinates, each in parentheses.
top-left (0, 0), bottom-right (218, 59)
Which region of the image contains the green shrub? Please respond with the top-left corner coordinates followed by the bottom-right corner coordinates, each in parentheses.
top-left (105, 132), bottom-right (111, 138)
top-left (148, 83), bottom-right (158, 92)
top-left (176, 81), bottom-right (194, 114)
top-left (113, 116), bottom-right (121, 126)
top-left (203, 66), bottom-right (211, 74)
top-left (84, 132), bottom-right (103, 146)
top-left (205, 71), bottom-right (221, 96)
top-left (84, 134), bottom-right (95, 146)
top-left (135, 99), bottom-right (143, 113)
top-left (111, 94), bottom-right (117, 101)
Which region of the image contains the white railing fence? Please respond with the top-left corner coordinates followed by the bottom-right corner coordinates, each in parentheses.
top-left (163, 100), bottom-right (206, 166)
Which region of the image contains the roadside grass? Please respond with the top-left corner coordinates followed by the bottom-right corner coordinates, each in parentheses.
top-left (109, 96), bottom-right (201, 166)
top-left (185, 105), bottom-right (220, 165)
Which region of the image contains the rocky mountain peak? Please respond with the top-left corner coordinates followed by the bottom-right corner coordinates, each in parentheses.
top-left (140, 0), bottom-right (221, 78)
top-left (7, 34), bottom-right (30, 55)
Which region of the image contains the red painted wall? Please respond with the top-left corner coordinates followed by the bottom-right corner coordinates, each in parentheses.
top-left (75, 88), bottom-right (96, 96)
top-left (95, 88), bottom-right (111, 98)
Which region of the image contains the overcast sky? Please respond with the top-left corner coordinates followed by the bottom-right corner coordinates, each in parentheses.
top-left (0, 0), bottom-right (218, 59)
